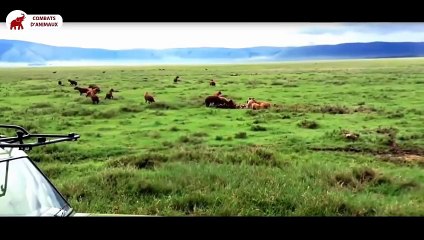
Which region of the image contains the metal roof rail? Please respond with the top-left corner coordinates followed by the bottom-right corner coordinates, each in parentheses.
top-left (0, 124), bottom-right (80, 151)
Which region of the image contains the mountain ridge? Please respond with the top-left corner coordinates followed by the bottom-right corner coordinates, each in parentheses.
top-left (1, 40), bottom-right (424, 64)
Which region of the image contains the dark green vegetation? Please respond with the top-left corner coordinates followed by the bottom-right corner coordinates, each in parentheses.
top-left (1, 58), bottom-right (423, 216)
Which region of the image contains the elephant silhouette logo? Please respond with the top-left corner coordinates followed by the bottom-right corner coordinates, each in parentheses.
top-left (6, 10), bottom-right (64, 31)
top-left (10, 13), bottom-right (26, 30)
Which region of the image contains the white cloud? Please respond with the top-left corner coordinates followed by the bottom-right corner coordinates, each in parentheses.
top-left (1, 22), bottom-right (424, 49)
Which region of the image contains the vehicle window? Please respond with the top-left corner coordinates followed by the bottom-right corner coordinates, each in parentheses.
top-left (0, 157), bottom-right (69, 216)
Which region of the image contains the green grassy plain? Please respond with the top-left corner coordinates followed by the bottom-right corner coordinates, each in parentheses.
top-left (1, 58), bottom-right (423, 216)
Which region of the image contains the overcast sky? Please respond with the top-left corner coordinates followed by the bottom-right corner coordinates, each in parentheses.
top-left (1, 22), bottom-right (424, 50)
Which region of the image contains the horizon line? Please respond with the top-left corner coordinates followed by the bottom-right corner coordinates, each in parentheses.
top-left (2, 39), bottom-right (424, 51)
top-left (1, 57), bottom-right (422, 68)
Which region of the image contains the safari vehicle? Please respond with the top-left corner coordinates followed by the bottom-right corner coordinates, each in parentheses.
top-left (0, 124), bottom-right (84, 216)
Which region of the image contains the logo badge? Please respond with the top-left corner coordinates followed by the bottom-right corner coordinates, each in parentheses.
top-left (6, 10), bottom-right (63, 31)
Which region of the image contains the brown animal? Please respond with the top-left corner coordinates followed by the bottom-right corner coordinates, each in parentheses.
top-left (91, 95), bottom-right (100, 104)
top-left (216, 99), bottom-right (237, 109)
top-left (247, 98), bottom-right (271, 110)
top-left (86, 88), bottom-right (100, 104)
top-left (68, 79), bottom-right (78, 86)
top-left (344, 132), bottom-right (360, 141)
top-left (105, 89), bottom-right (115, 99)
top-left (210, 80), bottom-right (216, 86)
top-left (214, 91), bottom-right (222, 96)
top-left (88, 84), bottom-right (101, 92)
top-left (173, 76), bottom-right (180, 83)
top-left (58, 80), bottom-right (64, 86)
top-left (74, 87), bottom-right (89, 95)
top-left (144, 92), bottom-right (155, 104)
top-left (204, 95), bottom-right (236, 108)
top-left (86, 88), bottom-right (100, 97)
top-left (205, 95), bottom-right (226, 107)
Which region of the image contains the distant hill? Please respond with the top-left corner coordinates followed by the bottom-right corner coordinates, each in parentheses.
top-left (1, 40), bottom-right (424, 65)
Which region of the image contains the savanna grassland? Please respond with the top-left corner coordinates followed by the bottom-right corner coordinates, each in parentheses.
top-left (0, 58), bottom-right (423, 216)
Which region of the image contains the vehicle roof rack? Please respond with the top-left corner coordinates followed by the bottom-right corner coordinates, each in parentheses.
top-left (0, 124), bottom-right (80, 151)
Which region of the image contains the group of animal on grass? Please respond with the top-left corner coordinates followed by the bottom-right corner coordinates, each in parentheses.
top-left (204, 78), bottom-right (272, 110)
top-left (57, 73), bottom-right (272, 110)
top-left (58, 79), bottom-right (118, 104)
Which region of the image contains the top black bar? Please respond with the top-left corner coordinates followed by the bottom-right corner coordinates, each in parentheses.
top-left (2, 2), bottom-right (423, 22)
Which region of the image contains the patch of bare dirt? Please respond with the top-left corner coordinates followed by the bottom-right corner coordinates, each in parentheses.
top-left (353, 105), bottom-right (380, 113)
top-left (379, 154), bottom-right (424, 167)
top-left (309, 146), bottom-right (378, 153)
top-left (310, 145), bottom-right (424, 167)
